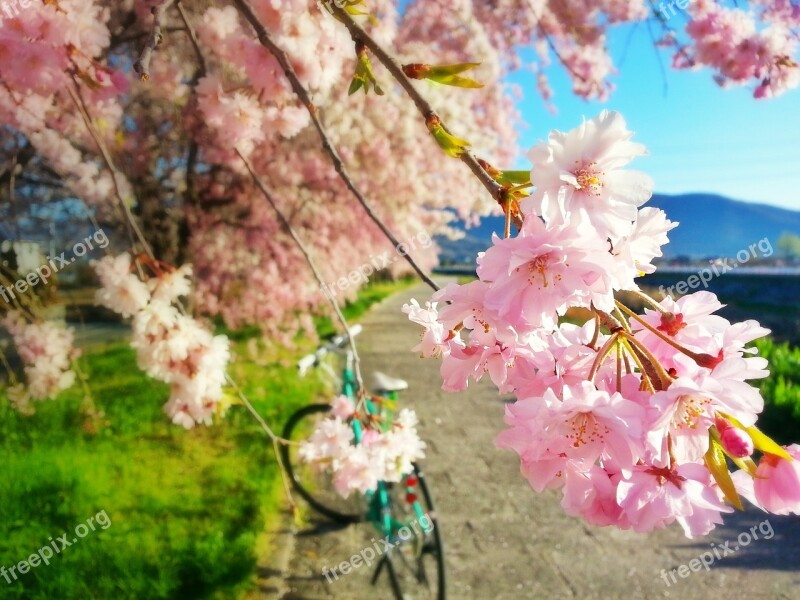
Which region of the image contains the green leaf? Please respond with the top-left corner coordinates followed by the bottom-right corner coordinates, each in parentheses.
top-left (497, 170), bottom-right (531, 186)
top-left (729, 455), bottom-right (759, 477)
top-left (350, 53), bottom-right (384, 97)
top-left (427, 74), bottom-right (484, 89)
top-left (404, 62), bottom-right (484, 88)
top-left (746, 426), bottom-right (793, 460)
top-left (428, 62), bottom-right (482, 76)
top-left (348, 78), bottom-right (364, 96)
top-left (428, 123), bottom-right (470, 158)
top-left (705, 437), bottom-right (744, 510)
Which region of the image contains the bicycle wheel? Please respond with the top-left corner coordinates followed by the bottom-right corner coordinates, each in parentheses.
top-left (280, 403), bottom-right (366, 524)
top-left (381, 464), bottom-right (447, 600)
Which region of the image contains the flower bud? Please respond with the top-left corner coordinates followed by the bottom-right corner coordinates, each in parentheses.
top-left (719, 426), bottom-right (754, 458)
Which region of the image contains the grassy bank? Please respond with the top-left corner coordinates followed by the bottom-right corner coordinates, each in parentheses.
top-left (754, 338), bottom-right (800, 444)
top-left (0, 278), bottom-right (413, 600)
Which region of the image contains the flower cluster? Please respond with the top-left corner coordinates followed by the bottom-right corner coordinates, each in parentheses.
top-left (674, 1), bottom-right (800, 98)
top-left (405, 111), bottom-right (800, 537)
top-left (1, 311), bottom-right (79, 415)
top-left (93, 253), bottom-right (231, 429)
top-left (299, 395), bottom-right (427, 497)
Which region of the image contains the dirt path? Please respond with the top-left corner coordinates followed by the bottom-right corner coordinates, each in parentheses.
top-left (272, 280), bottom-right (800, 600)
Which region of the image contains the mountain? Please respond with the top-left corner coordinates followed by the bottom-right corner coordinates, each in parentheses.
top-left (436, 193), bottom-right (800, 264)
top-left (647, 194), bottom-right (800, 258)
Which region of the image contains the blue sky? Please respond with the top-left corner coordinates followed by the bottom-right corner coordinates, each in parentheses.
top-left (504, 24), bottom-right (800, 212)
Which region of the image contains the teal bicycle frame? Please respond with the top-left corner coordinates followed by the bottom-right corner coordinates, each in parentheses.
top-left (340, 354), bottom-right (427, 540)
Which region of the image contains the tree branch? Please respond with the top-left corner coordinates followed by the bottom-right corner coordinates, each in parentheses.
top-left (232, 0), bottom-right (440, 293)
top-left (237, 149), bottom-right (366, 395)
top-left (175, 1), bottom-right (206, 81)
top-left (67, 79), bottom-right (154, 261)
top-left (133, 0), bottom-right (176, 81)
top-left (328, 4), bottom-right (504, 204)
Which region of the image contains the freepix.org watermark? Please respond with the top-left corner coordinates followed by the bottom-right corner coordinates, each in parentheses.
top-left (320, 229), bottom-right (433, 298)
top-left (659, 519), bottom-right (774, 586)
top-left (655, 0), bottom-right (694, 20)
top-left (658, 237), bottom-right (773, 299)
top-left (1, 510), bottom-right (111, 585)
top-left (0, 0), bottom-right (34, 22)
top-left (322, 513), bottom-right (434, 583)
top-left (0, 229), bottom-right (110, 305)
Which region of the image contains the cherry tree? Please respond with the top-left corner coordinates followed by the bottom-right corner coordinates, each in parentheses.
top-left (1, 0), bottom-right (799, 532)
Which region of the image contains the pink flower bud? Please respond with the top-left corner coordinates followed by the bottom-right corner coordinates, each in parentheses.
top-left (719, 427), bottom-right (754, 458)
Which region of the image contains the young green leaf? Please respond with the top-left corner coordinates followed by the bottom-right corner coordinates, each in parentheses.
top-left (705, 437), bottom-right (744, 510)
top-left (403, 62), bottom-right (484, 89)
top-left (426, 117), bottom-right (471, 158)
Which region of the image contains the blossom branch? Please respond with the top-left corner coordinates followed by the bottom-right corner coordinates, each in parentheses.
top-left (225, 372), bottom-right (297, 511)
top-left (133, 0), bottom-right (176, 81)
top-left (66, 80), bottom-right (154, 265)
top-left (616, 300), bottom-right (722, 369)
top-left (237, 149), bottom-right (366, 395)
top-left (175, 1), bottom-right (206, 80)
top-left (328, 4), bottom-right (505, 204)
top-left (232, 0), bottom-right (440, 293)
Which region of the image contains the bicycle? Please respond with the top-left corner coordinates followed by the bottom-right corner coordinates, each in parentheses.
top-left (281, 324), bottom-right (446, 600)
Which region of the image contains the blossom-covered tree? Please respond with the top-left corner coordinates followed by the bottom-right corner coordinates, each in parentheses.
top-left (1, 0), bottom-right (799, 532)
top-left (1, 0), bottom-right (797, 341)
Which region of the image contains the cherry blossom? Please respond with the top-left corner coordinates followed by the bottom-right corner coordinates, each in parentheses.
top-left (524, 110), bottom-right (654, 240)
top-left (93, 254), bottom-right (231, 429)
top-left (751, 445), bottom-right (800, 515)
top-left (406, 112), bottom-right (791, 538)
top-left (299, 406), bottom-right (426, 497)
top-left (1, 311), bottom-right (79, 414)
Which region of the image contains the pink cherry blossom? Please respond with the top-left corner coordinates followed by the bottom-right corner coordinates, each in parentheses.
top-left (477, 216), bottom-right (615, 333)
top-left (752, 446), bottom-right (800, 515)
top-left (1, 311), bottom-right (79, 413)
top-left (616, 462), bottom-right (732, 537)
top-left (524, 111), bottom-right (654, 239)
top-left (93, 254), bottom-right (231, 429)
top-left (562, 463), bottom-right (629, 528)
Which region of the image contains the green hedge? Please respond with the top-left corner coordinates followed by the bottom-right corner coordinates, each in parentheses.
top-left (754, 338), bottom-right (800, 444)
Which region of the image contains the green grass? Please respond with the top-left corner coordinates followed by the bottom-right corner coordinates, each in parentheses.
top-left (754, 338), bottom-right (800, 444)
top-left (0, 278), bottom-right (411, 599)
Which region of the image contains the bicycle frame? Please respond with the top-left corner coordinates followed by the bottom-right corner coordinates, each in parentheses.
top-left (337, 348), bottom-right (428, 540)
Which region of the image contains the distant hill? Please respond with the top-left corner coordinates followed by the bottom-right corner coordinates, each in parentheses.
top-left (648, 194), bottom-right (800, 258)
top-left (436, 193), bottom-right (800, 264)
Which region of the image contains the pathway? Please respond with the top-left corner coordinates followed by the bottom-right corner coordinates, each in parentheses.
top-left (267, 280), bottom-right (800, 600)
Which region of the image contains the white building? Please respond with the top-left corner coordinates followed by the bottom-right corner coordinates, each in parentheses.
top-left (0, 224), bottom-right (45, 274)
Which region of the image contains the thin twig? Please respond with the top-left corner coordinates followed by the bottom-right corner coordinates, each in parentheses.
top-left (645, 15), bottom-right (669, 97)
top-left (66, 79), bottom-right (153, 264)
top-left (225, 373), bottom-right (296, 512)
top-left (621, 331), bottom-right (674, 391)
top-left (175, 1), bottom-right (207, 80)
top-left (619, 337), bottom-right (655, 393)
top-left (625, 288), bottom-right (667, 313)
top-left (647, 0), bottom-right (694, 68)
top-left (232, 0), bottom-right (440, 293)
top-left (133, 0), bottom-right (176, 81)
top-left (588, 332), bottom-right (620, 382)
top-left (173, 0), bottom-right (206, 258)
top-left (237, 149), bottom-right (367, 395)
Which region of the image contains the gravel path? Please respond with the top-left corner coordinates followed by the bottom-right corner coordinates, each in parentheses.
top-left (272, 280), bottom-right (800, 600)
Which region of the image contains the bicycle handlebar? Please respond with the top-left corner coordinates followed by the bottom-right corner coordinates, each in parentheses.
top-left (298, 324), bottom-right (363, 376)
